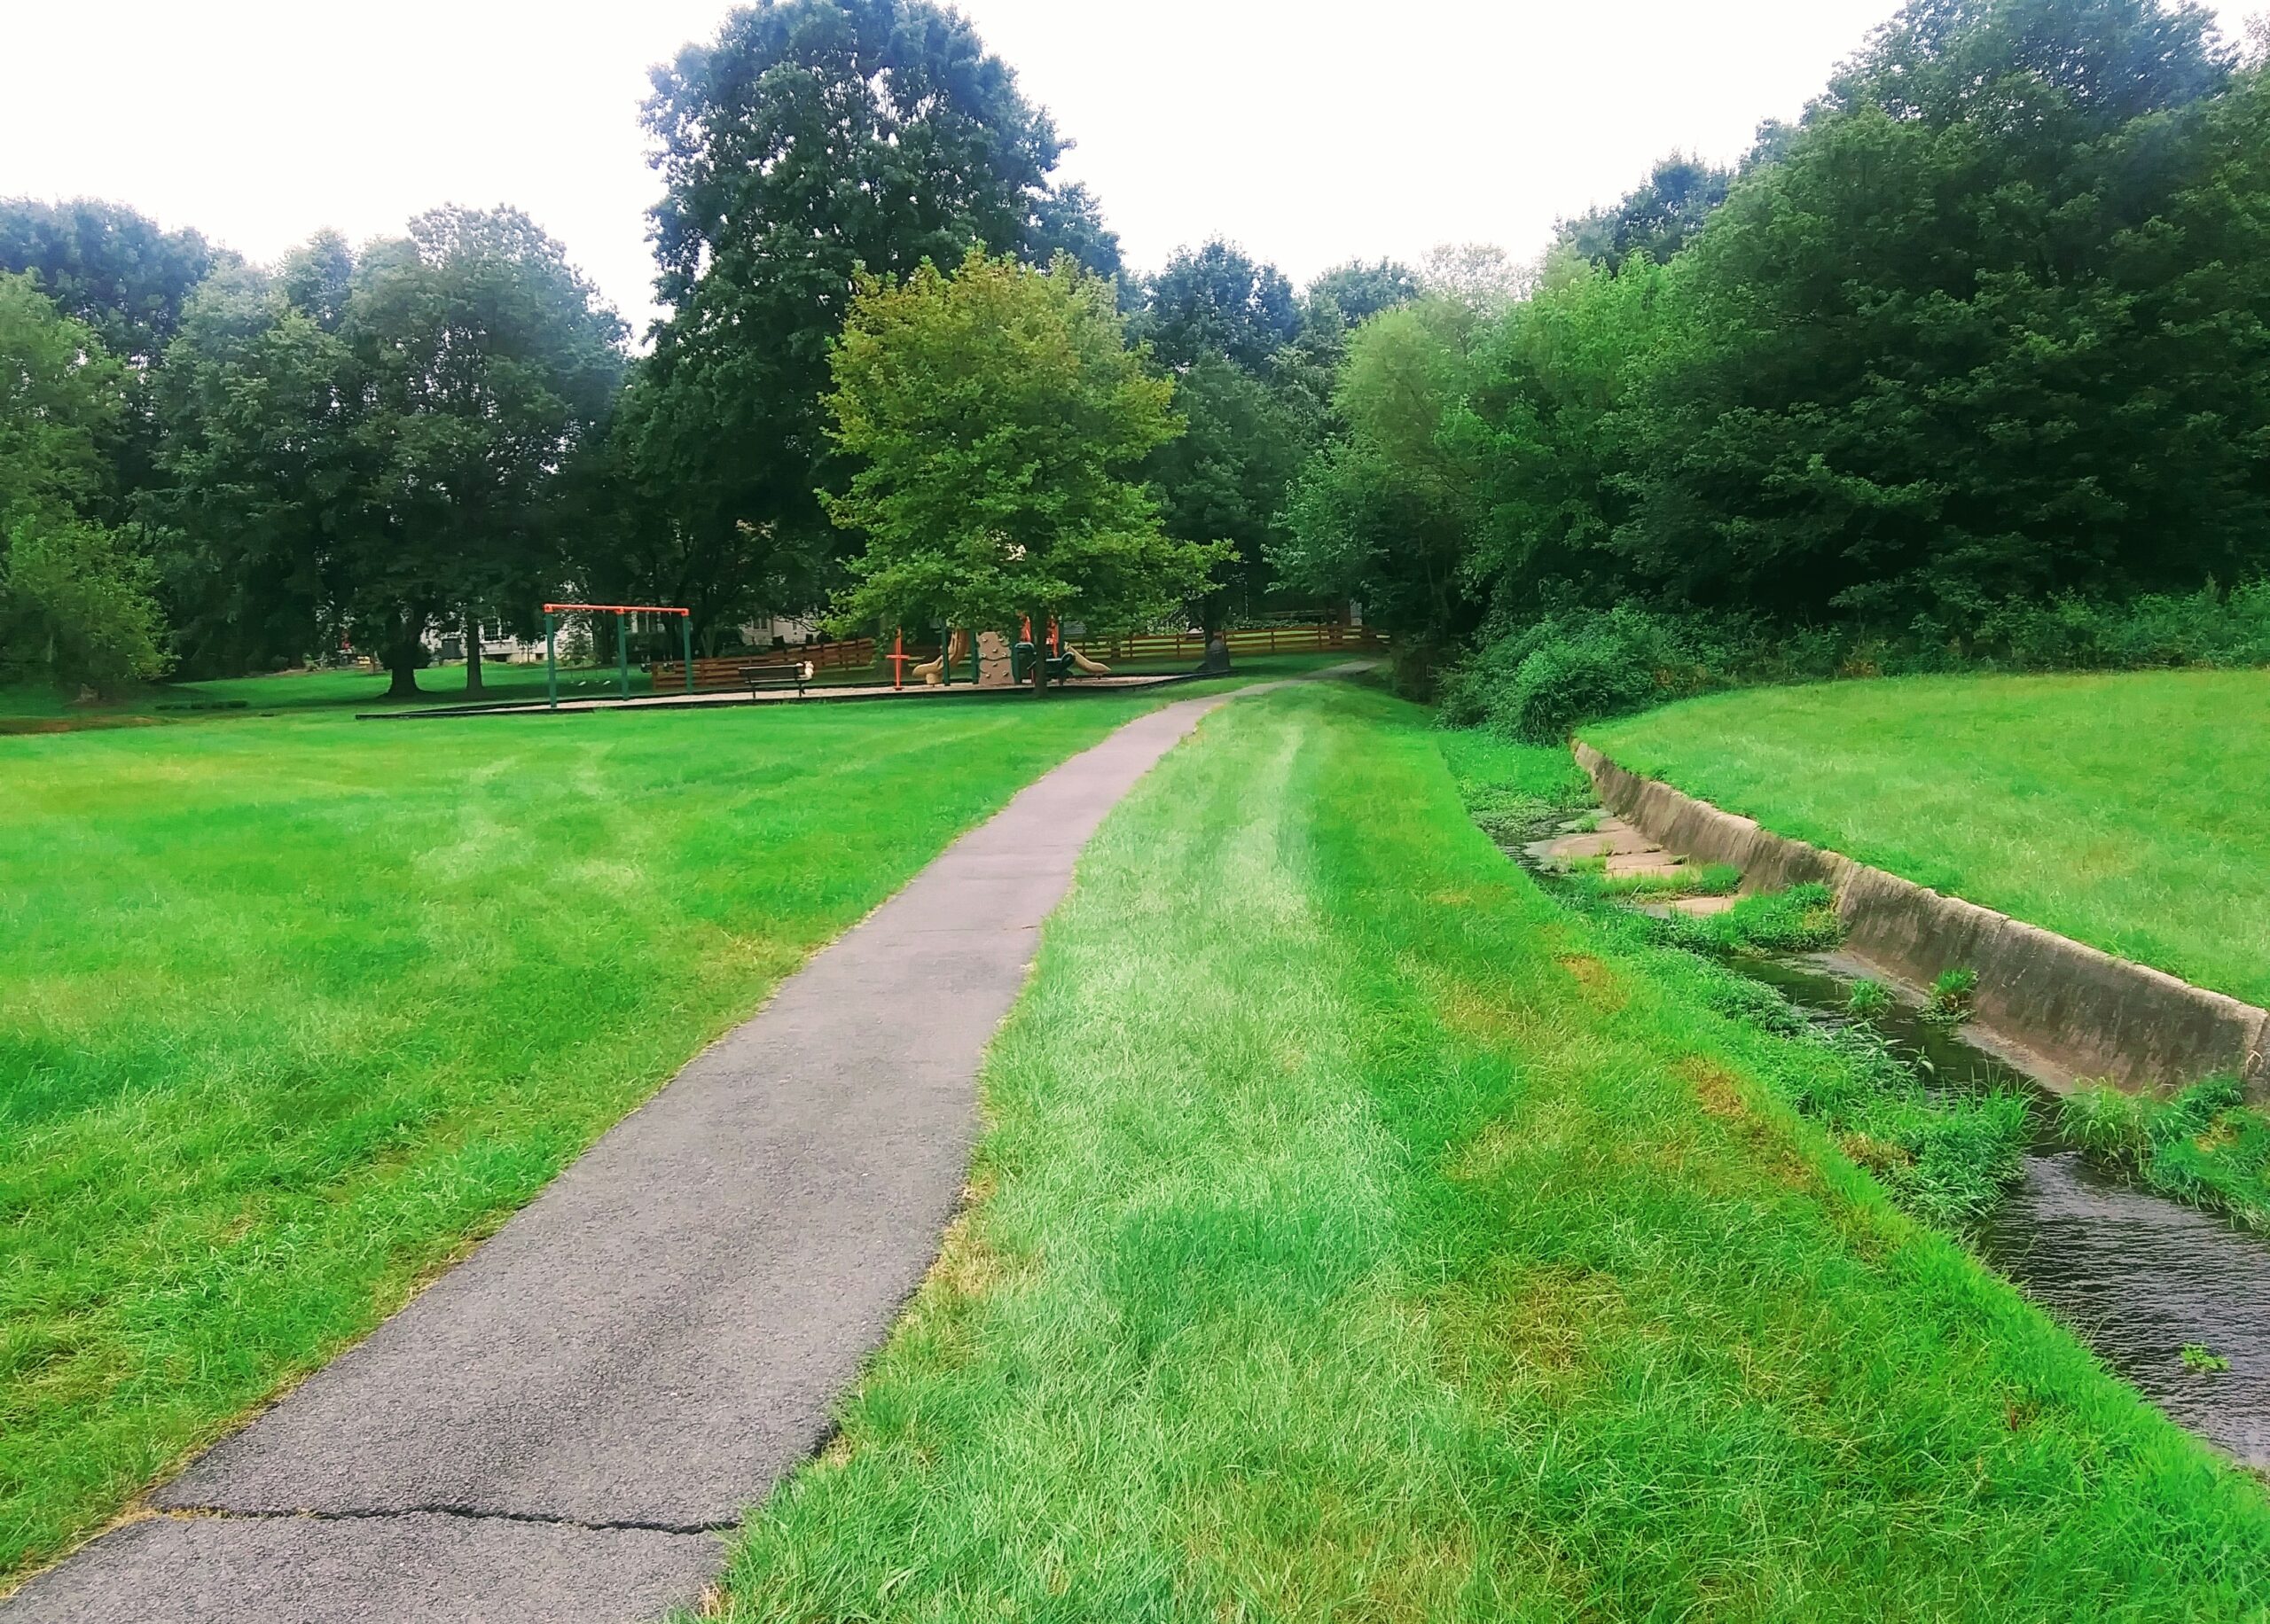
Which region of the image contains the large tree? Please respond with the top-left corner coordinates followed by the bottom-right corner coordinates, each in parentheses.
top-left (632, 0), bottom-right (1115, 642)
top-left (1272, 297), bottom-right (1489, 677)
top-left (1614, 0), bottom-right (2263, 626)
top-left (345, 208), bottom-right (625, 694)
top-left (156, 215), bottom-right (625, 693)
top-left (0, 198), bottom-right (222, 520)
top-left (152, 246), bottom-right (360, 676)
top-left (824, 250), bottom-right (1224, 691)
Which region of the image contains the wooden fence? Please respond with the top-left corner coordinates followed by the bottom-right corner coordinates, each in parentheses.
top-left (649, 622), bottom-right (1378, 692)
top-left (1087, 623), bottom-right (1383, 662)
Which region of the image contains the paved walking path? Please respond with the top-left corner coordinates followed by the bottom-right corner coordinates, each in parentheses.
top-left (5, 682), bottom-right (1327, 1623)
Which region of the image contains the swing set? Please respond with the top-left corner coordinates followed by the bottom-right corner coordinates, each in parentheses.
top-left (541, 602), bottom-right (692, 709)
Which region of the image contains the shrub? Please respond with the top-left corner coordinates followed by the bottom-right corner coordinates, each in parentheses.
top-left (0, 512), bottom-right (171, 693)
top-left (1444, 583), bottom-right (2270, 739)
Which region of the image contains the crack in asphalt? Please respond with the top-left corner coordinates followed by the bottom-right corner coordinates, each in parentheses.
top-left (161, 1504), bottom-right (731, 1538)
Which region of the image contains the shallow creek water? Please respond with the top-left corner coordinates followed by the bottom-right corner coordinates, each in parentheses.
top-left (1740, 952), bottom-right (2270, 1470)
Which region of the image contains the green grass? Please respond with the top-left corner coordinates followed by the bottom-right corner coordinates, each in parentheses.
top-left (0, 683), bottom-right (1249, 1581)
top-left (1585, 669), bottom-right (2270, 1007)
top-left (710, 685), bottom-right (2267, 1621)
top-left (2061, 1078), bottom-right (2270, 1231)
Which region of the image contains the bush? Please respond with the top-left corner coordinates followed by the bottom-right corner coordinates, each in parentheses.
top-left (0, 512), bottom-right (171, 692)
top-left (1444, 583), bottom-right (2270, 741)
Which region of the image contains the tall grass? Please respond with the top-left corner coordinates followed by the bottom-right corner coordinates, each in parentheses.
top-left (712, 687), bottom-right (2267, 1621)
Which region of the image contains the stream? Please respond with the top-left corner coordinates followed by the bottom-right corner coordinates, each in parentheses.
top-left (1509, 825), bottom-right (2270, 1472)
top-left (1744, 954), bottom-right (2270, 1470)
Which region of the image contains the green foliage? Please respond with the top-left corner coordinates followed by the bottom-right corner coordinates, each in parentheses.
top-left (2181, 1344), bottom-right (2231, 1373)
top-left (1657, 882), bottom-right (1846, 956)
top-left (1272, 297), bottom-right (1486, 679)
top-left (153, 215), bottom-right (624, 690)
top-left (0, 198), bottom-right (216, 369)
top-left (1445, 585), bottom-right (2270, 739)
top-left (1847, 979), bottom-right (1892, 1018)
top-left (0, 273), bottom-right (164, 691)
top-left (2058, 1075), bottom-right (2270, 1230)
top-left (0, 273), bottom-right (128, 525)
top-left (631, 0), bottom-right (1103, 637)
top-left (1303, 258), bottom-right (1421, 328)
top-left (1926, 966), bottom-right (1980, 1024)
top-left (823, 251), bottom-right (1225, 658)
top-left (0, 511), bottom-right (169, 690)
top-left (1292, 0), bottom-right (2270, 675)
top-left (1133, 239), bottom-right (1301, 371)
top-left (1555, 151), bottom-right (1734, 268)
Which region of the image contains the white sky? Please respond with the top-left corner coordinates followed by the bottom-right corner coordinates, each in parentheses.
top-left (5, 1), bottom-right (2254, 339)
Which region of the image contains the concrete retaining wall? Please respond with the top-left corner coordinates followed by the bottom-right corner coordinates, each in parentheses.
top-left (1573, 742), bottom-right (2269, 1100)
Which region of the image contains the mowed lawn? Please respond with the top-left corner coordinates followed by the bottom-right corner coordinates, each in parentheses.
top-left (715, 684), bottom-right (2268, 1622)
top-left (1588, 669), bottom-right (2270, 1009)
top-left (0, 688), bottom-right (1189, 1580)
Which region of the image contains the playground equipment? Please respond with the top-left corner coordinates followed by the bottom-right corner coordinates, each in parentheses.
top-left (1011, 619), bottom-right (1111, 684)
top-left (911, 629), bottom-right (967, 686)
top-left (542, 602), bottom-right (691, 709)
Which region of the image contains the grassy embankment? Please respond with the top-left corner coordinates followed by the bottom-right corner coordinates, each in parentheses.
top-left (0, 682), bottom-right (1231, 1582)
top-left (1587, 668), bottom-right (2270, 1230)
top-left (712, 683), bottom-right (2268, 1621)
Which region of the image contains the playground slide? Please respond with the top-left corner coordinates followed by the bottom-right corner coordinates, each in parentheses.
top-left (1066, 647), bottom-right (1109, 675)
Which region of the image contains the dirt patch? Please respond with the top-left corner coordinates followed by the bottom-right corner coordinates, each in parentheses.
top-left (1674, 1058), bottom-right (1823, 1196)
top-left (0, 714), bottom-right (163, 737)
top-left (1555, 954), bottom-right (1625, 1011)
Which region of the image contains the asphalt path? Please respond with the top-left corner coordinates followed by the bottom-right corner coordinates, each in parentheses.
top-left (4, 686), bottom-right (1289, 1623)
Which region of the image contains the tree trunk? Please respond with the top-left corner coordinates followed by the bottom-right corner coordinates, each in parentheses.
top-left (1029, 614), bottom-right (1049, 698)
top-left (385, 650), bottom-right (422, 699)
top-left (383, 615), bottom-right (424, 699)
top-left (463, 617), bottom-right (485, 697)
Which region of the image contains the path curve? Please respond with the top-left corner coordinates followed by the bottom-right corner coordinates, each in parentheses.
top-left (6, 686), bottom-right (1291, 1623)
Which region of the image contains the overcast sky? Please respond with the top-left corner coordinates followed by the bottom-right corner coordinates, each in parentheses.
top-left (6, 1), bottom-right (2255, 338)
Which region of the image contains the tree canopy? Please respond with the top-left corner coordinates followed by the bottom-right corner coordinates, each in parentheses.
top-left (1283, 0), bottom-right (2270, 678)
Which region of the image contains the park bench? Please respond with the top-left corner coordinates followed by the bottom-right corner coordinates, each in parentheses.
top-left (740, 660), bottom-right (810, 697)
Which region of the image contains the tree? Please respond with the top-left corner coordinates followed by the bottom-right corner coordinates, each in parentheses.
top-left (823, 250), bottom-right (1225, 691)
top-left (343, 208), bottom-right (625, 694)
top-left (151, 251), bottom-right (359, 676)
top-left (1610, 0), bottom-right (2265, 627)
top-left (1557, 153), bottom-right (1733, 268)
top-left (1144, 354), bottom-right (1311, 626)
top-left (1420, 243), bottom-right (1529, 310)
top-left (0, 199), bottom-right (222, 520)
top-left (0, 199), bottom-right (216, 370)
top-left (155, 216), bottom-right (625, 693)
top-left (633, 0), bottom-right (1111, 643)
top-left (1134, 239), bottom-right (1301, 370)
top-left (1304, 259), bottom-right (1422, 330)
top-left (1272, 297), bottom-right (1488, 680)
top-left (0, 272), bottom-right (168, 690)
